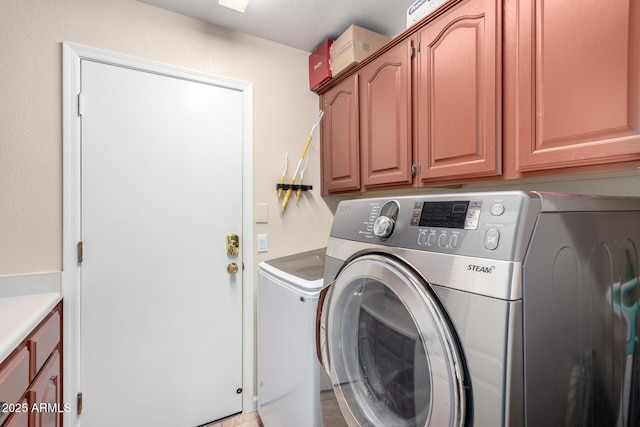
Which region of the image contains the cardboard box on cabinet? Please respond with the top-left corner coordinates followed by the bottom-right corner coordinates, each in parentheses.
top-left (330, 25), bottom-right (391, 77)
top-left (406, 0), bottom-right (449, 28)
top-left (309, 39), bottom-right (333, 91)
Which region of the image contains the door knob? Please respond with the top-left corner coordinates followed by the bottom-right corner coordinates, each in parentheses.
top-left (227, 262), bottom-right (239, 274)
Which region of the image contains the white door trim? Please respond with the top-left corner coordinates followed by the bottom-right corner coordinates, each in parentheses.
top-left (62, 41), bottom-right (254, 427)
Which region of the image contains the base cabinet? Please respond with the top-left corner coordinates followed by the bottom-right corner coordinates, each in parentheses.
top-left (0, 304), bottom-right (62, 427)
top-left (3, 400), bottom-right (27, 427)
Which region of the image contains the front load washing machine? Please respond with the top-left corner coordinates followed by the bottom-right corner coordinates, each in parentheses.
top-left (317, 191), bottom-right (640, 426)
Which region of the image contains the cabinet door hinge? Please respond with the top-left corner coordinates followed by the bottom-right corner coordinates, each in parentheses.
top-left (77, 241), bottom-right (84, 263)
top-left (77, 392), bottom-right (83, 415)
top-left (77, 93), bottom-right (85, 116)
top-left (411, 41), bottom-right (421, 58)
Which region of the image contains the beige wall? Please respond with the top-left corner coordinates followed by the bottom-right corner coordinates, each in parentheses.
top-left (0, 0), bottom-right (333, 276)
top-left (3, 0), bottom-right (640, 278)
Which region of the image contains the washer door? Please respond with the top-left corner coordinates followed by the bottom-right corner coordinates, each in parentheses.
top-left (325, 254), bottom-right (469, 427)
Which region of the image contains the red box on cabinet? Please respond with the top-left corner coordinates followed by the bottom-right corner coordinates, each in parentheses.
top-left (309, 39), bottom-right (333, 91)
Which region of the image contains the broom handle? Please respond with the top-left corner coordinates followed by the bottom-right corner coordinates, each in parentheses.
top-left (280, 138), bottom-right (311, 212)
top-left (280, 110), bottom-right (324, 213)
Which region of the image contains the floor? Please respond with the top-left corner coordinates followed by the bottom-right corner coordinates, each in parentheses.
top-left (204, 412), bottom-right (262, 427)
top-left (321, 390), bottom-right (349, 427)
top-left (202, 391), bottom-right (347, 427)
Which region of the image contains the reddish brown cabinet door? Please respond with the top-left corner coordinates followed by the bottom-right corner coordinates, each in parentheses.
top-left (3, 399), bottom-right (28, 427)
top-left (320, 75), bottom-right (360, 194)
top-left (416, 0), bottom-right (501, 183)
top-left (513, 0), bottom-right (640, 171)
top-left (359, 40), bottom-right (413, 188)
top-left (28, 351), bottom-right (61, 427)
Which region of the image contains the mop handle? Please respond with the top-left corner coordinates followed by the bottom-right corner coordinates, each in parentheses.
top-left (280, 111), bottom-right (324, 213)
top-left (297, 155), bottom-right (310, 201)
top-left (280, 143), bottom-right (309, 212)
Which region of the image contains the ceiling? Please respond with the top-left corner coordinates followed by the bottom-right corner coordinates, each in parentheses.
top-left (139, 0), bottom-right (415, 52)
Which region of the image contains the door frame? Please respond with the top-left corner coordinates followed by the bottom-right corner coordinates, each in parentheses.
top-left (61, 41), bottom-right (254, 427)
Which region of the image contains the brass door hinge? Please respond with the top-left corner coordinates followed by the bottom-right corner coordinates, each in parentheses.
top-left (77, 392), bottom-right (83, 415)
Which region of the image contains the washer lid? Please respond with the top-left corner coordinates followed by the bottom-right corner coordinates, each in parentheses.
top-left (263, 247), bottom-right (326, 281)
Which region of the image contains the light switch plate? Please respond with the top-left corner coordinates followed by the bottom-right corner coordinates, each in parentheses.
top-left (255, 203), bottom-right (269, 223)
top-left (257, 234), bottom-right (268, 252)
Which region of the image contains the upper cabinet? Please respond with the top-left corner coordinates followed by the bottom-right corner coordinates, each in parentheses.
top-left (506, 0), bottom-right (640, 173)
top-left (416, 0), bottom-right (501, 182)
top-left (320, 74), bottom-right (360, 194)
top-left (318, 0), bottom-right (640, 194)
top-left (360, 39), bottom-right (413, 189)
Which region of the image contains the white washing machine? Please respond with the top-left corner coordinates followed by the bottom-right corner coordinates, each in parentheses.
top-left (258, 248), bottom-right (327, 427)
top-left (317, 191), bottom-right (640, 426)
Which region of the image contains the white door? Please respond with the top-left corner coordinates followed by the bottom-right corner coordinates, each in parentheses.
top-left (79, 59), bottom-right (244, 426)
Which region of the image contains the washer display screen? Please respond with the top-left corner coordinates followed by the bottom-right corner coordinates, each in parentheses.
top-left (419, 201), bottom-right (469, 228)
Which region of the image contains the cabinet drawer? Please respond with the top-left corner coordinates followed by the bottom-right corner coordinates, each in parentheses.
top-left (0, 347), bottom-right (29, 424)
top-left (27, 312), bottom-right (60, 382)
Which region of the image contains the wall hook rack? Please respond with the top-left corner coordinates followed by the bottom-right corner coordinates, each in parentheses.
top-left (276, 183), bottom-right (312, 192)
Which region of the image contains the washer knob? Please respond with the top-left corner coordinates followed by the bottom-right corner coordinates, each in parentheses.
top-left (373, 216), bottom-right (395, 238)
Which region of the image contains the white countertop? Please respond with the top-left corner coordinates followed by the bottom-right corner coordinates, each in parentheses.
top-left (0, 293), bottom-right (61, 362)
top-left (0, 273), bottom-right (62, 363)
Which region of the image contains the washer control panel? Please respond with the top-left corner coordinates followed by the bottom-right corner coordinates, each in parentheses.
top-left (332, 191), bottom-right (543, 260)
top-left (373, 201), bottom-right (400, 238)
top-left (410, 200), bottom-right (482, 229)
top-left (409, 199), bottom-right (513, 252)
top-left (411, 200), bottom-right (496, 251)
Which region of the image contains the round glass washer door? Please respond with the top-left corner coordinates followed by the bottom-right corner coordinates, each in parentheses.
top-left (326, 254), bottom-right (469, 427)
